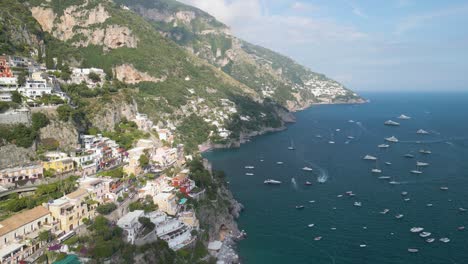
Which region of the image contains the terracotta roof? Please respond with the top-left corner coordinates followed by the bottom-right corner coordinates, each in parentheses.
top-left (65, 188), bottom-right (88, 200)
top-left (0, 206), bottom-right (50, 237)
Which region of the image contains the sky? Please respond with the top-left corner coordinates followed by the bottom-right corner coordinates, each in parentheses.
top-left (178, 0), bottom-right (468, 92)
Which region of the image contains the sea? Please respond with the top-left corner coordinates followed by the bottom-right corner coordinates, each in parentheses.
top-left (203, 92), bottom-right (468, 264)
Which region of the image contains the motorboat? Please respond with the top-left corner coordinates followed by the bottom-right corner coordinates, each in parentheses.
top-left (314, 236), bottom-right (322, 241)
top-left (401, 191), bottom-right (408, 196)
top-left (347, 136), bottom-right (355, 139)
top-left (408, 248), bottom-right (419, 253)
top-left (363, 155), bottom-right (378, 160)
top-left (410, 170), bottom-right (423, 174)
top-left (305, 181), bottom-right (313, 186)
top-left (419, 232), bottom-right (431, 238)
top-left (328, 141), bottom-right (335, 144)
top-left (330, 227), bottom-right (337, 230)
top-left (458, 226), bottom-right (465, 231)
top-left (404, 154), bottom-right (415, 158)
top-left (398, 114), bottom-right (411, 120)
top-left (295, 205), bottom-right (305, 210)
top-left (416, 161), bottom-right (429, 167)
top-left (264, 179), bottom-right (281, 185)
top-left (389, 181), bottom-right (400, 185)
top-left (440, 186), bottom-right (449, 191)
top-left (359, 244), bottom-right (367, 248)
top-left (308, 224), bottom-right (315, 228)
top-left (404, 198), bottom-right (411, 202)
top-left (337, 194), bottom-right (343, 198)
top-left (245, 166), bottom-right (255, 169)
top-left (378, 176), bottom-right (391, 180)
top-left (378, 144), bottom-right (390, 148)
top-left (416, 129), bottom-right (429, 135)
top-left (385, 136), bottom-right (399, 143)
top-left (336, 129), bottom-right (341, 132)
top-left (458, 208), bottom-right (467, 212)
top-left (426, 203), bottom-right (433, 207)
top-left (309, 200), bottom-right (316, 203)
top-left (419, 149), bottom-right (432, 154)
top-left (288, 140), bottom-right (295, 150)
top-left (384, 120), bottom-right (400, 126)
top-left (276, 161), bottom-right (284, 165)
top-left (395, 214), bottom-right (404, 219)
top-left (372, 168), bottom-right (382, 173)
top-left (410, 227), bottom-right (424, 233)
top-left (439, 237), bottom-right (450, 243)
top-left (302, 167), bottom-right (313, 171)
top-left (354, 202), bottom-right (362, 207)
top-left (385, 162), bottom-right (392, 165)
top-left (426, 238), bottom-right (435, 243)
top-left (245, 173), bottom-right (254, 176)
top-left (380, 209), bottom-right (390, 214)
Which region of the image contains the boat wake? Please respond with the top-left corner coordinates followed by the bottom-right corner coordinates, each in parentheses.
top-left (291, 177), bottom-right (298, 189)
top-left (317, 167), bottom-right (329, 183)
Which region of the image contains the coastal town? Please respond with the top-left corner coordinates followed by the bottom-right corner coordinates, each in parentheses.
top-left (0, 54), bottom-right (240, 264)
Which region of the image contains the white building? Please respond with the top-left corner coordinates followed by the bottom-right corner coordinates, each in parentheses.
top-left (117, 210), bottom-right (144, 244)
top-left (18, 79), bottom-right (52, 99)
top-left (70, 68), bottom-right (106, 88)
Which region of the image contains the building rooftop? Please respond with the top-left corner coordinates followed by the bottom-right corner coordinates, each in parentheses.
top-left (66, 188), bottom-right (88, 200)
top-left (117, 210), bottom-right (144, 226)
top-left (0, 206), bottom-right (50, 237)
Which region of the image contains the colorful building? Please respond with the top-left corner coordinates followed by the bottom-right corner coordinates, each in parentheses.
top-left (0, 164), bottom-right (43, 185)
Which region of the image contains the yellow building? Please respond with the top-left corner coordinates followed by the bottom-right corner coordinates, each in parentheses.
top-left (42, 152), bottom-right (74, 174)
top-left (45, 188), bottom-right (95, 232)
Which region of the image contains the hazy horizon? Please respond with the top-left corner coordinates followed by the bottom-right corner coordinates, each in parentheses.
top-left (179, 0), bottom-right (468, 92)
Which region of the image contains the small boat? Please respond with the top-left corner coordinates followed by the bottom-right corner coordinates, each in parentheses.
top-left (264, 179), bottom-right (282, 185)
top-left (309, 200), bottom-right (315, 203)
top-left (416, 129), bottom-right (429, 135)
top-left (345, 191), bottom-right (354, 195)
top-left (378, 144), bottom-right (390, 148)
top-left (302, 167), bottom-right (313, 171)
top-left (245, 166), bottom-right (255, 169)
top-left (385, 136), bottom-right (399, 143)
top-left (389, 181), bottom-right (400, 185)
top-left (314, 236), bottom-right (322, 241)
top-left (336, 129), bottom-right (341, 132)
top-left (260, 159), bottom-right (264, 162)
top-left (363, 155), bottom-right (378, 160)
top-left (440, 186), bottom-right (448, 191)
top-left (380, 209), bottom-right (390, 214)
top-left (384, 120), bottom-right (400, 126)
top-left (398, 114), bottom-right (411, 120)
top-left (410, 170), bottom-right (422, 174)
top-left (349, 120), bottom-right (355, 123)
top-left (439, 237), bottom-right (450, 243)
top-left (328, 141), bottom-right (335, 144)
top-left (426, 203), bottom-right (433, 207)
top-left (458, 226), bottom-right (465, 231)
top-left (425, 238), bottom-right (435, 243)
top-left (419, 149), bottom-right (432, 154)
top-left (330, 227), bottom-right (337, 230)
top-left (362, 226), bottom-right (367, 229)
top-left (419, 232), bottom-right (431, 238)
top-left (287, 146), bottom-right (295, 150)
top-left (458, 208), bottom-right (467, 212)
top-left (395, 214), bottom-right (404, 219)
top-left (354, 202), bottom-right (362, 207)
top-left (347, 136), bottom-right (355, 139)
top-left (276, 161), bottom-right (284, 165)
top-left (404, 198), bottom-right (411, 202)
top-left (416, 161), bottom-right (429, 167)
top-left (245, 173), bottom-right (254, 176)
top-left (308, 224), bottom-right (315, 228)
top-left (404, 154), bottom-right (415, 158)
top-left (295, 205), bottom-right (305, 210)
top-left (305, 181), bottom-right (313, 186)
top-left (408, 248), bottom-right (419, 253)
top-left (371, 168), bottom-right (382, 173)
top-left (316, 135), bottom-right (322, 138)
top-left (359, 244), bottom-right (367, 248)
top-left (401, 191), bottom-right (408, 196)
top-left (410, 227), bottom-right (424, 233)
top-left (378, 176), bottom-right (391, 180)
top-left (385, 162), bottom-right (392, 165)
top-left (337, 194), bottom-right (343, 198)
top-left (288, 140), bottom-right (295, 150)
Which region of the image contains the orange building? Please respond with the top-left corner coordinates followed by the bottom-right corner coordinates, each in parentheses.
top-left (0, 56), bottom-right (13, 78)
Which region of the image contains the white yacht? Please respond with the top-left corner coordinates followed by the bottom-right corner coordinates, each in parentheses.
top-left (440, 186), bottom-right (449, 191)
top-left (302, 167), bottom-right (313, 171)
top-left (404, 154), bottom-right (415, 158)
top-left (308, 224), bottom-right (315, 228)
top-left (363, 155), bottom-right (377, 160)
top-left (398, 114), bottom-right (411, 120)
top-left (419, 232), bottom-right (431, 238)
top-left (378, 176), bottom-right (391, 180)
top-left (385, 136), bottom-right (399, 143)
top-left (245, 166), bottom-right (255, 169)
top-left (378, 144), bottom-right (390, 148)
top-left (385, 162), bottom-right (392, 165)
top-left (264, 179), bottom-right (281, 185)
top-left (328, 141), bottom-right (335, 144)
top-left (416, 129), bottom-right (429, 135)
top-left (347, 136), bottom-right (355, 139)
top-left (439, 237), bottom-right (450, 243)
top-left (384, 120), bottom-right (400, 126)
top-left (410, 227), bottom-right (424, 233)
top-left (416, 161), bottom-right (429, 167)
top-left (419, 149), bottom-right (432, 154)
top-left (389, 181), bottom-right (400, 185)
top-left (380, 209), bottom-right (390, 214)
top-left (372, 168), bottom-right (382, 173)
top-left (359, 244), bottom-right (367, 248)
top-left (401, 191), bottom-right (408, 196)
top-left (276, 161), bottom-right (284, 165)
top-left (354, 202), bottom-right (362, 207)
top-left (426, 238), bottom-right (435, 243)
top-left (349, 120), bottom-right (355, 123)
top-left (395, 214), bottom-right (404, 219)
top-left (408, 248), bottom-right (419, 253)
top-left (245, 173), bottom-right (254, 176)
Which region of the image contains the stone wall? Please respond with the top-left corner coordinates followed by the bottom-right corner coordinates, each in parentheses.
top-left (0, 108), bottom-right (31, 125)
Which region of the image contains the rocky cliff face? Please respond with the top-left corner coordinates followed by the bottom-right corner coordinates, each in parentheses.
top-left (90, 99), bottom-right (138, 131)
top-left (0, 144), bottom-right (36, 169)
top-left (113, 64), bottom-right (166, 84)
top-left (39, 120), bottom-right (80, 150)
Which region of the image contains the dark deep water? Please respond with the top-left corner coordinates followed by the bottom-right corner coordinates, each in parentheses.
top-left (204, 92), bottom-right (468, 264)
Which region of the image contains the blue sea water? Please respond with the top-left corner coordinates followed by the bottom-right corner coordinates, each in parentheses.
top-left (204, 92), bottom-right (468, 264)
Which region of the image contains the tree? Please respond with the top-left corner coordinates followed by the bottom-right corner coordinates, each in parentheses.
top-left (38, 230), bottom-right (52, 242)
top-left (139, 154), bottom-right (149, 168)
top-left (17, 72), bottom-right (27, 86)
top-left (88, 72), bottom-right (101, 83)
top-left (138, 217), bottom-right (155, 233)
top-left (11, 91), bottom-right (22, 104)
top-left (56, 105), bottom-right (72, 122)
top-left (32, 112), bottom-right (49, 131)
top-left (96, 203), bottom-right (117, 215)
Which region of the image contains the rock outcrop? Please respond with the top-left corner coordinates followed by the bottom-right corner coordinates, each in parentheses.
top-left (39, 120), bottom-right (80, 150)
top-left (0, 144), bottom-right (35, 169)
top-left (113, 64), bottom-right (166, 84)
top-left (90, 99), bottom-right (138, 131)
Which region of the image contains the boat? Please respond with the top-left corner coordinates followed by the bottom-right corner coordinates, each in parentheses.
top-left (385, 136), bottom-right (399, 143)
top-left (385, 162), bottom-right (392, 165)
top-left (328, 141), bottom-right (335, 144)
top-left (363, 155), bottom-right (378, 160)
top-left (440, 186), bottom-right (448, 191)
top-left (359, 244), bottom-right (367, 248)
top-left (416, 129), bottom-right (429, 135)
top-left (308, 224), bottom-right (315, 228)
top-left (245, 166), bottom-right (255, 169)
top-left (302, 167), bottom-right (313, 171)
top-left (426, 238), bottom-right (435, 243)
top-left (458, 226), bottom-right (465, 231)
top-left (337, 194), bottom-right (343, 198)
top-left (336, 129), bottom-right (341, 132)
top-left (378, 144), bottom-right (390, 148)
top-left (309, 200), bottom-right (315, 203)
top-left (295, 205), bottom-right (305, 210)
top-left (371, 168), bottom-right (382, 173)
top-left (288, 140), bottom-right (295, 150)
top-left (408, 248), bottom-right (419, 253)
top-left (419, 232), bottom-right (431, 238)
top-left (330, 227), bottom-right (337, 230)
top-left (439, 237), bottom-right (450, 243)
top-left (304, 181), bottom-right (313, 186)
top-left (416, 161), bottom-right (429, 167)
top-left (404, 198), bottom-right (411, 202)
top-left (426, 203), bottom-right (433, 207)
top-left (401, 191), bottom-right (408, 196)
top-left (419, 149), bottom-right (432, 154)
top-left (384, 120), bottom-right (400, 126)
top-left (276, 161), bottom-right (284, 165)
top-left (354, 202), bottom-right (362, 207)
top-left (410, 227), bottom-right (424, 233)
top-left (404, 154), bottom-right (415, 158)
top-left (395, 214), bottom-right (404, 219)
top-left (389, 181), bottom-right (400, 185)
top-left (349, 120), bottom-right (355, 123)
top-left (410, 169), bottom-right (423, 174)
top-left (316, 135), bottom-right (322, 138)
top-left (380, 209), bottom-right (390, 214)
top-left (314, 236), bottom-right (322, 241)
top-left (347, 136), bottom-right (355, 139)
top-left (378, 176), bottom-right (391, 180)
top-left (264, 179), bottom-right (282, 185)
top-left (398, 114), bottom-right (411, 120)
top-left (260, 159), bottom-right (264, 162)
top-left (245, 173), bottom-right (254, 176)
top-left (459, 207), bottom-right (467, 212)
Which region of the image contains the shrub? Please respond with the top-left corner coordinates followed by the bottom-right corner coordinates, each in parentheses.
top-left (96, 203), bottom-right (117, 215)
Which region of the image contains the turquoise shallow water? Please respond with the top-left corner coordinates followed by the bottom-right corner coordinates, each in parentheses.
top-left (204, 92), bottom-right (468, 264)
